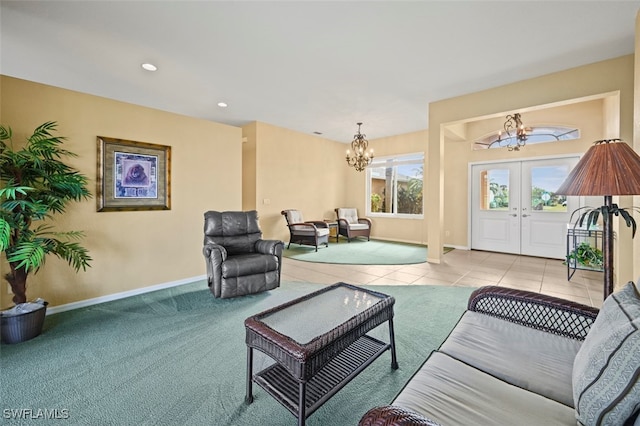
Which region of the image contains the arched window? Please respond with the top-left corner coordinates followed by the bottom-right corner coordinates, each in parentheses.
top-left (473, 126), bottom-right (579, 150)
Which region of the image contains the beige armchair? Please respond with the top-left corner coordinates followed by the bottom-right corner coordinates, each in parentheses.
top-left (335, 208), bottom-right (371, 242)
top-left (281, 209), bottom-right (330, 252)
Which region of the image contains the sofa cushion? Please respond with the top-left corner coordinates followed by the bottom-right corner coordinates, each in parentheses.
top-left (440, 310), bottom-right (581, 407)
top-left (393, 351), bottom-right (576, 425)
top-left (572, 281), bottom-right (640, 426)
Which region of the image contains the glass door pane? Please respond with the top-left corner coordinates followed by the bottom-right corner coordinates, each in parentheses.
top-left (479, 168), bottom-right (510, 211)
top-left (530, 166), bottom-right (569, 212)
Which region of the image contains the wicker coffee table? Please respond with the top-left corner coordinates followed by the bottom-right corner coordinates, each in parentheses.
top-left (244, 282), bottom-right (398, 426)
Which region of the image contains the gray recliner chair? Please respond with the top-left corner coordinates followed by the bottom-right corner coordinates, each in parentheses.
top-left (203, 210), bottom-right (284, 299)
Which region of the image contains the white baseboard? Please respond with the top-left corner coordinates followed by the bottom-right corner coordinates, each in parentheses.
top-left (372, 237), bottom-right (467, 252)
top-left (446, 244), bottom-right (469, 251)
top-left (371, 236), bottom-right (426, 245)
top-left (46, 275), bottom-right (207, 315)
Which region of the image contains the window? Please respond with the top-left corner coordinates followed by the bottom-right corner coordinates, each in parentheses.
top-left (479, 168), bottom-right (509, 211)
top-left (529, 165), bottom-right (569, 212)
top-left (367, 153), bottom-right (424, 217)
top-left (473, 126), bottom-right (579, 150)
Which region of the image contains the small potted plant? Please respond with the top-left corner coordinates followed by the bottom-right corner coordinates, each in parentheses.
top-left (567, 241), bottom-right (604, 270)
top-left (0, 122), bottom-right (92, 343)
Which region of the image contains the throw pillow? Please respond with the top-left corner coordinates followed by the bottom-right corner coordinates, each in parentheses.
top-left (573, 280), bottom-right (640, 425)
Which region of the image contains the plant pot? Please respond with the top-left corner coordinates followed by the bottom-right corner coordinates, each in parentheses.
top-left (1, 300), bottom-right (48, 344)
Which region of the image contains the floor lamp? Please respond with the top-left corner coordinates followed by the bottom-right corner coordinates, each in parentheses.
top-left (556, 139), bottom-right (640, 300)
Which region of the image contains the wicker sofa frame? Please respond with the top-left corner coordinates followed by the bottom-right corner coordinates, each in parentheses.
top-left (359, 285), bottom-right (600, 426)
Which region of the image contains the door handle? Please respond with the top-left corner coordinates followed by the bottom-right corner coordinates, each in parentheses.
top-left (509, 214), bottom-right (518, 217)
top-left (522, 214), bottom-right (530, 217)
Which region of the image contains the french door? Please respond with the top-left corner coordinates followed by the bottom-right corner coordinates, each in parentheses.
top-left (470, 157), bottom-right (579, 259)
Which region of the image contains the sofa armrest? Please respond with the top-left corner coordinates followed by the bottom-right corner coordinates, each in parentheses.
top-left (287, 222), bottom-right (320, 232)
top-left (255, 239), bottom-right (284, 257)
top-left (203, 243), bottom-right (227, 262)
top-left (359, 406), bottom-right (441, 426)
top-left (305, 220), bottom-right (329, 228)
top-left (337, 217), bottom-right (349, 228)
top-left (358, 217), bottom-right (372, 227)
top-left (468, 286), bottom-right (599, 340)
top-left (203, 243), bottom-right (227, 294)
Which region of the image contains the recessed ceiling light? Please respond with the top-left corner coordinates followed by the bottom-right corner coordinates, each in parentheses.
top-left (217, 102), bottom-right (228, 108)
top-left (141, 63), bottom-right (157, 71)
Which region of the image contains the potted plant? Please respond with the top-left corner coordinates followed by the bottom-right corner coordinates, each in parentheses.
top-left (567, 241), bottom-right (604, 270)
top-left (0, 121), bottom-right (92, 343)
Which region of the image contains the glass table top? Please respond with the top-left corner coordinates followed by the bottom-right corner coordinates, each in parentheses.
top-left (259, 285), bottom-right (386, 345)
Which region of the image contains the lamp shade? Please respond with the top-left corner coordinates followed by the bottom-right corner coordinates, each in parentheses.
top-left (556, 139), bottom-right (640, 196)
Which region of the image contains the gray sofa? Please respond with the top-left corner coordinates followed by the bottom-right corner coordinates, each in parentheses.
top-left (360, 282), bottom-right (640, 426)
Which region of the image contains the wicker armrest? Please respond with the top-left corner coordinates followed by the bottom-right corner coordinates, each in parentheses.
top-left (358, 217), bottom-right (372, 226)
top-left (468, 286), bottom-right (599, 340)
top-left (287, 221), bottom-right (322, 231)
top-left (359, 406), bottom-right (441, 426)
top-left (305, 220), bottom-right (329, 228)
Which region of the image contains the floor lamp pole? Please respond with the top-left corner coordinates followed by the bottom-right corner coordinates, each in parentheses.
top-left (603, 195), bottom-right (614, 299)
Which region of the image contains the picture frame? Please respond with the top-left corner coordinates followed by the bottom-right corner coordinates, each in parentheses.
top-left (97, 136), bottom-right (171, 212)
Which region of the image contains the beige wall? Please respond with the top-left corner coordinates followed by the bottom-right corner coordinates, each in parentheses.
top-left (427, 55), bottom-right (637, 290)
top-left (243, 123), bottom-right (430, 245)
top-left (0, 76), bottom-right (243, 308)
top-left (243, 121), bottom-right (349, 242)
top-left (242, 122), bottom-right (257, 211)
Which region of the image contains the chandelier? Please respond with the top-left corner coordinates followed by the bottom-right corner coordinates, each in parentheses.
top-left (345, 122), bottom-right (374, 172)
top-left (489, 113), bottom-right (528, 151)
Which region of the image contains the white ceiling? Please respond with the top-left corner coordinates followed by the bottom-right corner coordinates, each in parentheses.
top-left (1, 1), bottom-right (638, 143)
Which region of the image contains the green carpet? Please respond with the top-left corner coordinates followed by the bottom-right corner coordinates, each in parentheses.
top-left (283, 239), bottom-right (452, 265)
top-left (0, 281), bottom-right (475, 425)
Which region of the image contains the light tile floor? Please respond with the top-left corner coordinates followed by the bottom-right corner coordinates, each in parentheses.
top-left (281, 249), bottom-right (604, 308)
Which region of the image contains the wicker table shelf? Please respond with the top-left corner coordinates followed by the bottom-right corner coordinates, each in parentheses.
top-left (245, 282), bottom-right (398, 426)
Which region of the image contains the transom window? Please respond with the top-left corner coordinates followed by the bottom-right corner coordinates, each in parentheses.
top-left (366, 153), bottom-right (424, 217)
top-left (473, 126), bottom-right (579, 150)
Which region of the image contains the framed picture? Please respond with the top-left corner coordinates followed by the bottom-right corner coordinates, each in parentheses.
top-left (97, 137), bottom-right (171, 211)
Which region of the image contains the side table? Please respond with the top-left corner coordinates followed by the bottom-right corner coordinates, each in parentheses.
top-left (324, 220), bottom-right (338, 243)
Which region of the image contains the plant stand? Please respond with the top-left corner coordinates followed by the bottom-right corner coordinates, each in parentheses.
top-left (566, 227), bottom-right (604, 281)
top-left (1, 301), bottom-right (48, 344)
